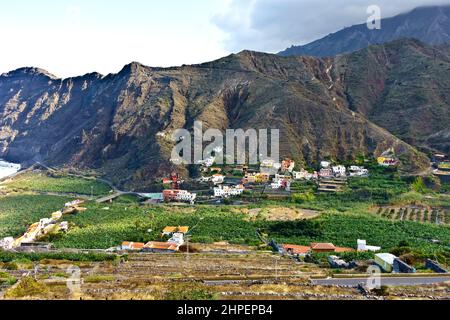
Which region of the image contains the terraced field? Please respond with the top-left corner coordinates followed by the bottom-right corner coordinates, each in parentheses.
top-left (375, 206), bottom-right (450, 225)
top-left (2, 253), bottom-right (449, 300)
top-left (0, 252), bottom-right (364, 300)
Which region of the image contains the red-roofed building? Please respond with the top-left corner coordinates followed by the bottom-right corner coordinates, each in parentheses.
top-left (335, 247), bottom-right (355, 253)
top-left (310, 243), bottom-right (354, 253)
top-left (283, 244), bottom-right (311, 256)
top-left (121, 242), bottom-right (145, 251)
top-left (283, 242), bottom-right (355, 256)
top-left (311, 243), bottom-right (336, 253)
top-left (144, 241), bottom-right (179, 252)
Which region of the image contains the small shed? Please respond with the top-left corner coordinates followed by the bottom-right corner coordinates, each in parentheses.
top-left (375, 253), bottom-right (397, 273)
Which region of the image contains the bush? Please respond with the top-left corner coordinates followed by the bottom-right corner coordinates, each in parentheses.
top-left (292, 192), bottom-right (316, 204)
top-left (164, 283), bottom-right (217, 300)
top-left (4, 277), bottom-right (50, 299)
top-left (371, 286), bottom-right (390, 297)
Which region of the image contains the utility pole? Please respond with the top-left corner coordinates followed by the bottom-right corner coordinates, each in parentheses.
top-left (275, 257), bottom-right (278, 281)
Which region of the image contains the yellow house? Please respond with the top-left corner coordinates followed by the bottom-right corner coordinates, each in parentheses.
top-left (377, 157), bottom-right (386, 165)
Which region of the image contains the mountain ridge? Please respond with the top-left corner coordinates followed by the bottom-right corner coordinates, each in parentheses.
top-left (279, 5), bottom-right (450, 57)
top-left (0, 39), bottom-right (444, 190)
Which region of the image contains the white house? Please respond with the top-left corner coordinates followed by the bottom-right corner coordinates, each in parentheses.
top-left (271, 180), bottom-right (283, 189)
top-left (321, 161), bottom-right (331, 168)
top-left (211, 174), bottom-right (225, 185)
top-left (293, 169), bottom-right (311, 180)
top-left (319, 168), bottom-right (333, 178)
top-left (197, 156), bottom-right (215, 168)
top-left (168, 233), bottom-right (185, 246)
top-left (65, 199), bottom-right (85, 207)
top-left (214, 185), bottom-right (245, 198)
top-left (51, 211), bottom-right (63, 221)
top-left (357, 239), bottom-right (381, 252)
top-left (293, 170), bottom-right (317, 181)
top-left (375, 253), bottom-right (397, 273)
top-left (0, 237), bottom-right (14, 250)
top-left (332, 165), bottom-right (346, 177)
top-left (349, 166), bottom-right (369, 177)
top-left (261, 159), bottom-right (274, 168)
top-left (38, 218), bottom-right (53, 229)
top-left (198, 176), bottom-right (212, 183)
top-left (175, 190), bottom-right (197, 204)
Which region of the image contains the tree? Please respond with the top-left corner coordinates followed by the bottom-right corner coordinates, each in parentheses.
top-left (411, 177), bottom-right (427, 194)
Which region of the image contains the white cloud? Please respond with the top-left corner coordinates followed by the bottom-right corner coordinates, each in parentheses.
top-left (213, 0), bottom-right (450, 53)
top-left (0, 1), bottom-right (229, 78)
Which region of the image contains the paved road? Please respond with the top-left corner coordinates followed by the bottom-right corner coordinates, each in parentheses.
top-left (311, 276), bottom-right (450, 287)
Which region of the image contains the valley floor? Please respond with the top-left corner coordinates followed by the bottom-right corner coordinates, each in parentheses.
top-left (0, 167), bottom-right (449, 300)
top-left (1, 252), bottom-right (449, 300)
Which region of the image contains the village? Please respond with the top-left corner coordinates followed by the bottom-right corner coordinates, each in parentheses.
top-left (0, 148), bottom-right (449, 300)
top-left (157, 156), bottom-right (374, 206)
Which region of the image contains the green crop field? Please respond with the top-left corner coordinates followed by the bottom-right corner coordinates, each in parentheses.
top-left (0, 167), bottom-right (448, 265)
top-left (0, 195), bottom-right (71, 238)
top-left (439, 162), bottom-right (450, 169)
top-left (41, 201), bottom-right (449, 259)
top-left (3, 172), bottom-right (111, 196)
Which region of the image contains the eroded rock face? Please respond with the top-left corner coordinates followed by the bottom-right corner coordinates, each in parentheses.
top-left (0, 41), bottom-right (434, 190)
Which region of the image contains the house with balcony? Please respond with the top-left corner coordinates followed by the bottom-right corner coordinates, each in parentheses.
top-left (214, 184), bottom-right (245, 198)
top-left (163, 190), bottom-right (197, 204)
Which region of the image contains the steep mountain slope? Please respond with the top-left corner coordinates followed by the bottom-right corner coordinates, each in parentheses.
top-left (279, 5), bottom-right (450, 57)
top-left (335, 39), bottom-right (450, 154)
top-left (0, 44), bottom-right (432, 190)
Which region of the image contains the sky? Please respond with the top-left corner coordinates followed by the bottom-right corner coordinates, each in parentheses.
top-left (0, 0), bottom-right (449, 78)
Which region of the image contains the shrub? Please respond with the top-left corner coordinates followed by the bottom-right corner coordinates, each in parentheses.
top-left (411, 177), bottom-right (428, 194)
top-left (292, 192), bottom-right (316, 204)
top-left (164, 283), bottom-right (217, 300)
top-left (4, 277), bottom-right (50, 299)
top-left (371, 286), bottom-right (390, 297)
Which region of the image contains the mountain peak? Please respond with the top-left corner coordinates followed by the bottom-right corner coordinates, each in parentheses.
top-left (279, 5), bottom-right (450, 57)
top-left (119, 61), bottom-right (147, 74)
top-left (2, 67), bottom-right (59, 80)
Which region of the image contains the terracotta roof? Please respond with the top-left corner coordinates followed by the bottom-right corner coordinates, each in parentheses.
top-left (311, 243), bottom-right (336, 250)
top-left (122, 242), bottom-right (145, 250)
top-left (283, 245), bottom-right (311, 254)
top-left (144, 241), bottom-right (178, 251)
top-left (335, 247), bottom-right (355, 253)
top-left (162, 226), bottom-right (189, 234)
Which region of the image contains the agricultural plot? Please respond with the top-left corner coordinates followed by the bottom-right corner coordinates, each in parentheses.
top-left (0, 195), bottom-right (71, 238)
top-left (43, 201), bottom-right (450, 258)
top-left (375, 206), bottom-right (449, 225)
top-left (3, 253), bottom-right (449, 300)
top-left (0, 252), bottom-right (364, 300)
top-left (2, 172), bottom-right (111, 196)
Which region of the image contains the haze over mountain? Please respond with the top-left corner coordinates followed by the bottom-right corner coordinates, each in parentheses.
top-left (1, 39), bottom-right (445, 190)
top-left (279, 5), bottom-right (450, 57)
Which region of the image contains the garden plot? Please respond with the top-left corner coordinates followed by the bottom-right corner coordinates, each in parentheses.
top-left (375, 206), bottom-right (449, 225)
